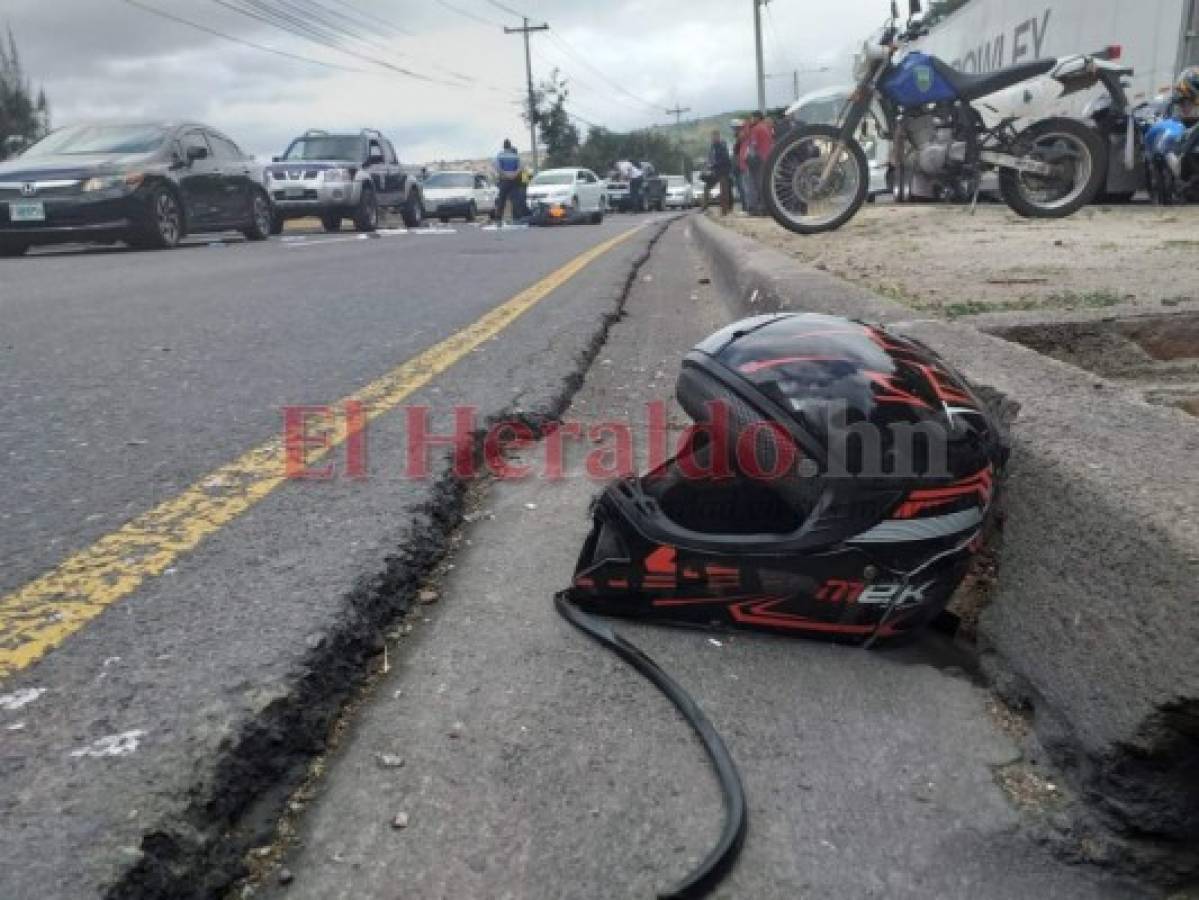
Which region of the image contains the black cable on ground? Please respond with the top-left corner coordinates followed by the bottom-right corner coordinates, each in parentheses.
top-left (554, 591), bottom-right (748, 900)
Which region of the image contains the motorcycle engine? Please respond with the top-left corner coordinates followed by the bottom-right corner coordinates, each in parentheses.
top-left (905, 114), bottom-right (968, 176)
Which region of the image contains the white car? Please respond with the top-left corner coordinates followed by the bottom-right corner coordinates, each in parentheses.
top-left (663, 175), bottom-right (694, 209)
top-left (526, 168), bottom-right (607, 222)
top-left (421, 170), bottom-right (497, 222)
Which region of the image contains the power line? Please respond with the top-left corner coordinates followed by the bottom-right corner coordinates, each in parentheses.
top-left (322, 0), bottom-right (415, 36)
top-left (435, 0), bottom-right (504, 27)
top-left (120, 0), bottom-right (365, 73)
top-left (545, 32), bottom-right (660, 114)
top-left (486, 0), bottom-right (531, 18)
top-left (207, 0), bottom-right (455, 85)
top-left (269, 0), bottom-right (479, 83)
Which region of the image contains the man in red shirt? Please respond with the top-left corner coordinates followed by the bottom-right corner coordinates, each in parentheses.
top-left (745, 112), bottom-right (775, 216)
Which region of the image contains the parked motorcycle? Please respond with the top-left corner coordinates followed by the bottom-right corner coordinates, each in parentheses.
top-left (764, 0), bottom-right (1124, 234)
top-left (1137, 97), bottom-right (1199, 204)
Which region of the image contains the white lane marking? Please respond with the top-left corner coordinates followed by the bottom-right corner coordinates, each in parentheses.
top-left (69, 730), bottom-right (147, 758)
top-left (0, 687), bottom-right (46, 711)
top-left (282, 236), bottom-right (374, 249)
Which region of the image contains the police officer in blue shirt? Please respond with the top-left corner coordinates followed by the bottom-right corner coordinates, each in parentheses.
top-left (494, 139), bottom-right (521, 221)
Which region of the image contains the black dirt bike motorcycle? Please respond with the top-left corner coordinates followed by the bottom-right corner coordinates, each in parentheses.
top-left (764, 0), bottom-right (1131, 234)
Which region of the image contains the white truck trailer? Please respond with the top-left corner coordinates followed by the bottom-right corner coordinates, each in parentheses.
top-left (915, 0), bottom-right (1198, 114)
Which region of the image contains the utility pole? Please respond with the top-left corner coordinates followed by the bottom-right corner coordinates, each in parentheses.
top-left (766, 67), bottom-right (832, 103)
top-left (665, 104), bottom-right (691, 176)
top-left (504, 17), bottom-right (549, 171)
top-left (753, 0), bottom-right (768, 114)
top-left (665, 103), bottom-right (691, 127)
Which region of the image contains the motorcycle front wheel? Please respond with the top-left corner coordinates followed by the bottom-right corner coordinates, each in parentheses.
top-left (998, 117), bottom-right (1107, 218)
top-left (764, 125), bottom-right (869, 235)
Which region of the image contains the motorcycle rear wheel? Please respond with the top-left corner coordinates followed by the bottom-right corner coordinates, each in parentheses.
top-left (764, 125), bottom-right (869, 235)
top-left (998, 117), bottom-right (1107, 219)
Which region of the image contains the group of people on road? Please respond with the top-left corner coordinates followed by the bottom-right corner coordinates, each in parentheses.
top-left (704, 111), bottom-right (780, 217)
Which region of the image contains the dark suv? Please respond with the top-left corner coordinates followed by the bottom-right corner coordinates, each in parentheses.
top-left (267, 129), bottom-right (424, 233)
top-left (0, 122), bottom-right (273, 256)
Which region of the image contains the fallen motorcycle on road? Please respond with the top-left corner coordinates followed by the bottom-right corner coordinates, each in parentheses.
top-left (765, 0), bottom-right (1127, 234)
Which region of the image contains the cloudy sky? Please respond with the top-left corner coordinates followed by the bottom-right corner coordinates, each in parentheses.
top-left (5, 0), bottom-right (888, 162)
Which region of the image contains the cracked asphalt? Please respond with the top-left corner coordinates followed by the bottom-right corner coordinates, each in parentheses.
top-left (0, 216), bottom-right (672, 899)
top-left (257, 221), bottom-right (1150, 900)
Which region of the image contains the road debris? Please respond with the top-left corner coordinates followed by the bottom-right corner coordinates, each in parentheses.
top-left (377, 754), bottom-right (405, 770)
top-left (69, 730), bottom-right (146, 759)
top-left (0, 687), bottom-right (46, 711)
top-left (417, 589), bottom-right (440, 605)
top-left (390, 812), bottom-right (410, 830)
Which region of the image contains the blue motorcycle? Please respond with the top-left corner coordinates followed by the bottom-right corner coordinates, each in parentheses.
top-left (765, 0), bottom-right (1123, 234)
top-left (1138, 98), bottom-right (1199, 205)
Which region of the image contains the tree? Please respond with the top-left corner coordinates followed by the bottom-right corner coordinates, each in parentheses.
top-left (576, 126), bottom-right (677, 177)
top-left (924, 0), bottom-right (972, 27)
top-left (0, 25), bottom-right (50, 159)
top-left (526, 69), bottom-right (579, 168)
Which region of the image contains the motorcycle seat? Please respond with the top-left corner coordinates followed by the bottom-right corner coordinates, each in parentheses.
top-left (933, 58), bottom-right (1056, 102)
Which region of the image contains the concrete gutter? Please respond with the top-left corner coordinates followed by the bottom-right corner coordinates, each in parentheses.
top-left (692, 213), bottom-right (1199, 883)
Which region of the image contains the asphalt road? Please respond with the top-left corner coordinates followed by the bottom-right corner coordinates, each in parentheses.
top-left (0, 214), bottom-right (672, 899)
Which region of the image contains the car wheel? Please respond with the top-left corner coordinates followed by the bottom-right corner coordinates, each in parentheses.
top-left (353, 186), bottom-right (379, 232)
top-left (439, 215), bottom-right (450, 224)
top-left (134, 186), bottom-right (183, 249)
top-left (322, 213), bottom-right (342, 233)
top-left (465, 200), bottom-right (477, 223)
top-left (0, 240), bottom-right (29, 257)
top-left (401, 191), bottom-right (424, 228)
top-left (269, 211), bottom-right (285, 235)
top-left (242, 190), bottom-right (272, 241)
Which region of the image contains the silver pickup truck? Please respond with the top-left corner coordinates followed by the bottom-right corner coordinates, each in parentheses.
top-left (266, 129), bottom-right (424, 233)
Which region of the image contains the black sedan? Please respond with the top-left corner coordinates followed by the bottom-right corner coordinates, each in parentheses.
top-left (0, 122), bottom-right (274, 256)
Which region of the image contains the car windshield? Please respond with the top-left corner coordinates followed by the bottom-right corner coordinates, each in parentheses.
top-left (424, 173), bottom-right (474, 188)
top-left (283, 136), bottom-right (362, 161)
top-left (666, 176), bottom-right (686, 187)
top-left (531, 172), bottom-right (574, 186)
top-left (23, 124), bottom-right (167, 156)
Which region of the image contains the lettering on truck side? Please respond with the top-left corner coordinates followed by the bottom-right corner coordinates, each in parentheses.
top-left (951, 8), bottom-right (1053, 73)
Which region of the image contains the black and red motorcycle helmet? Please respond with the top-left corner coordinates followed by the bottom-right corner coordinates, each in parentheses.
top-left (569, 313), bottom-right (1008, 644)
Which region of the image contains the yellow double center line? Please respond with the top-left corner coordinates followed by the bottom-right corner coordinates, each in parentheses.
top-left (0, 225), bottom-right (643, 679)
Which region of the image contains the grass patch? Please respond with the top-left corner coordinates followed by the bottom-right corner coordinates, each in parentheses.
top-left (1042, 288), bottom-right (1125, 309)
top-left (933, 290), bottom-right (1124, 319)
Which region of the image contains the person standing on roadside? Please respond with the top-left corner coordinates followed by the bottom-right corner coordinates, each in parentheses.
top-left (705, 129), bottom-right (732, 215)
top-left (729, 119), bottom-right (746, 211)
top-left (747, 112), bottom-right (776, 216)
top-left (739, 117), bottom-right (759, 214)
top-left (494, 139), bottom-right (521, 222)
top-left (616, 159), bottom-right (644, 211)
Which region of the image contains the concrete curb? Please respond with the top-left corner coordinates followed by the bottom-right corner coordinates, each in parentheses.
top-left (691, 213), bottom-right (1199, 882)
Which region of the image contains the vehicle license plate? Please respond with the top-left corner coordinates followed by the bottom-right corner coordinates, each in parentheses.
top-left (285, 187), bottom-right (304, 199)
top-left (9, 201), bottom-right (45, 222)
